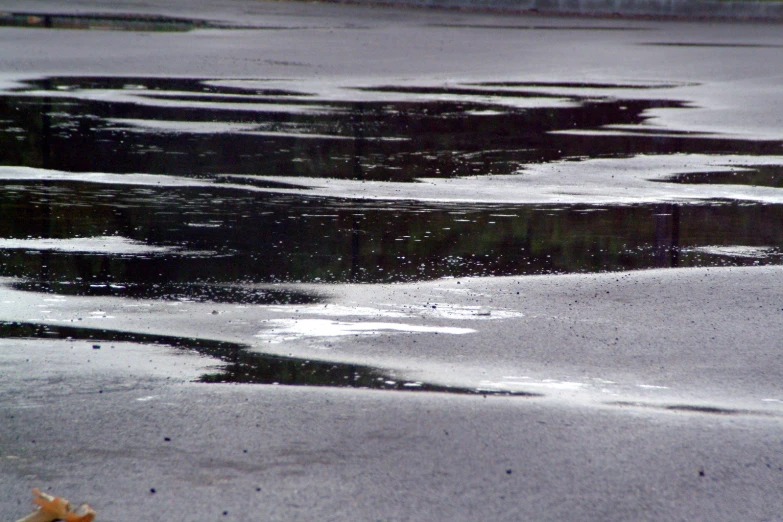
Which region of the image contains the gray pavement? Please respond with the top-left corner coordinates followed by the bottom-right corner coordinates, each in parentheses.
top-left (3, 373), bottom-right (783, 521)
top-left (1, 2), bottom-right (783, 521)
top-left (332, 0), bottom-right (783, 21)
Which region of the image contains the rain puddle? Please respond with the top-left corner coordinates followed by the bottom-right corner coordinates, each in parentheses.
top-left (0, 320), bottom-right (536, 395)
top-left (1, 181), bottom-right (782, 290)
top-left (426, 24), bottom-right (646, 31)
top-left (0, 12), bottom-right (264, 31)
top-left (641, 42), bottom-right (783, 49)
top-left (2, 75), bottom-right (783, 389)
top-left (2, 76), bottom-right (780, 182)
top-left (661, 165), bottom-right (783, 188)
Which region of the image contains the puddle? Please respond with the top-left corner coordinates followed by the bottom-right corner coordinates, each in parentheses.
top-left (0, 321), bottom-right (536, 395)
top-left (661, 165), bottom-right (783, 188)
top-left (427, 24), bottom-right (646, 31)
top-left (468, 81), bottom-right (686, 90)
top-left (641, 43), bottom-right (783, 49)
top-left (607, 401), bottom-right (772, 417)
top-left (1, 180), bottom-right (783, 288)
top-left (0, 12), bottom-right (270, 32)
top-left (1, 75), bottom-right (782, 294)
top-left (2, 76), bottom-right (781, 183)
top-left (2, 74), bottom-right (783, 394)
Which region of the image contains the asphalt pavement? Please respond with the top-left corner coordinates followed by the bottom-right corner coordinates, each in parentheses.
top-left (1, 1), bottom-right (783, 520)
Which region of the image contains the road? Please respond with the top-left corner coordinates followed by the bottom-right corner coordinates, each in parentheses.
top-left (1, 1), bottom-right (783, 520)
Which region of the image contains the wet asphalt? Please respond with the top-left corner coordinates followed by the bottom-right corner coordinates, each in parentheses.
top-left (2, 1), bottom-right (783, 520)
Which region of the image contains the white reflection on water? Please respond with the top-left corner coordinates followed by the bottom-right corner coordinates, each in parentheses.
top-left (255, 318), bottom-right (475, 343)
top-left (0, 236), bottom-right (171, 254)
top-left (265, 303), bottom-right (524, 320)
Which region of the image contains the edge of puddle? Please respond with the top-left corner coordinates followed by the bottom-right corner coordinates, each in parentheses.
top-left (0, 320), bottom-right (539, 397)
top-left (605, 400), bottom-right (779, 418)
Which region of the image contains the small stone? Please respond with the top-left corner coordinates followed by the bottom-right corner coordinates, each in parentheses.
top-left (92, 344), bottom-right (101, 349)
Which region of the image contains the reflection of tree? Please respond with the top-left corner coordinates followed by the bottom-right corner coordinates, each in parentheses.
top-left (5, 77), bottom-right (783, 302)
top-left (6, 81), bottom-right (779, 183)
top-left (1, 185), bottom-right (783, 291)
top-left (654, 204), bottom-right (680, 268)
top-left (350, 103), bottom-right (366, 180)
top-left (0, 100), bottom-right (44, 168)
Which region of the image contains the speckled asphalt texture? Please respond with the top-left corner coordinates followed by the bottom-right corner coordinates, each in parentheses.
top-left (1, 1), bottom-right (783, 520)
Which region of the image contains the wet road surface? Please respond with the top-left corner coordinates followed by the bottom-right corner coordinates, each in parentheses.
top-left (1, 1), bottom-right (783, 520)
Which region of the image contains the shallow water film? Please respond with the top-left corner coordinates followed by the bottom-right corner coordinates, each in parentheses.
top-left (0, 320), bottom-right (534, 394)
top-left (1, 75), bottom-right (782, 387)
top-left (1, 76), bottom-right (782, 289)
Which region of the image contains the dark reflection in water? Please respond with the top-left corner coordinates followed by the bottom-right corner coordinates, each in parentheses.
top-left (0, 12), bottom-right (255, 31)
top-left (426, 24), bottom-right (647, 31)
top-left (0, 321), bottom-right (535, 395)
top-left (0, 181), bottom-right (782, 293)
top-left (2, 77), bottom-right (781, 182)
top-left (1, 76), bottom-right (783, 299)
top-left (641, 43), bottom-right (783, 49)
top-left (661, 165), bottom-right (783, 188)
top-left (607, 401), bottom-right (767, 417)
top-left (469, 81), bottom-right (684, 89)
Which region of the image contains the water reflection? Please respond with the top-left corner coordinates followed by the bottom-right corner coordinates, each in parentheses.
top-left (1, 76), bottom-right (782, 298)
top-left (661, 165), bottom-right (783, 188)
top-left (0, 180), bottom-right (781, 292)
top-left (2, 77), bottom-right (780, 182)
top-left (0, 12), bottom-right (249, 31)
top-left (426, 24), bottom-right (647, 31)
top-left (0, 320), bottom-right (535, 394)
